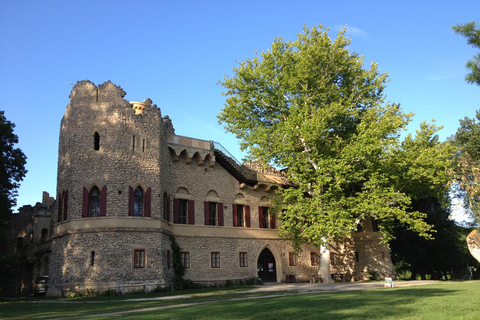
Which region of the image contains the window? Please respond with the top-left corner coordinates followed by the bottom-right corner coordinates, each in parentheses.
top-left (178, 199), bottom-right (188, 224)
top-left (289, 252), bottom-right (297, 266)
top-left (58, 190), bottom-right (68, 222)
top-left (134, 249), bottom-right (145, 268)
top-left (260, 207), bottom-right (269, 228)
top-left (355, 252), bottom-right (359, 262)
top-left (330, 252), bottom-right (337, 266)
top-left (372, 218), bottom-right (379, 232)
top-left (181, 252), bottom-right (190, 269)
top-left (91, 251), bottom-right (95, 266)
top-left (132, 135), bottom-right (136, 151)
top-left (239, 252), bottom-right (248, 267)
top-left (94, 131), bottom-right (100, 151)
top-left (142, 138), bottom-right (146, 152)
top-left (40, 228), bottom-right (48, 243)
top-left (211, 252), bottom-right (220, 268)
top-left (167, 250), bottom-right (171, 269)
top-left (134, 187), bottom-right (144, 216)
top-left (236, 205), bottom-right (244, 227)
top-left (204, 201), bottom-right (224, 226)
top-left (174, 198), bottom-right (194, 224)
top-left (89, 186), bottom-right (101, 217)
top-left (310, 252), bottom-right (319, 266)
top-left (209, 202), bottom-right (217, 225)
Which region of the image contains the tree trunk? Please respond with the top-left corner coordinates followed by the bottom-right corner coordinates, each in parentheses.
top-left (467, 230), bottom-right (480, 263)
top-left (318, 244), bottom-right (334, 283)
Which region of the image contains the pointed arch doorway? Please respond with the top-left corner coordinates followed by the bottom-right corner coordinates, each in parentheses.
top-left (257, 248), bottom-right (276, 282)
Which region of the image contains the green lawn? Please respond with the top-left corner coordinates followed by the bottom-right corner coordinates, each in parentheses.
top-left (1, 282), bottom-right (479, 320)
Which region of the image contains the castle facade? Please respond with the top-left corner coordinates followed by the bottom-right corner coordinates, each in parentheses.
top-left (47, 80), bottom-right (395, 296)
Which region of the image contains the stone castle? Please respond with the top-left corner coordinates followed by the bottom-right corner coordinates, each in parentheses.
top-left (18, 80), bottom-right (396, 296)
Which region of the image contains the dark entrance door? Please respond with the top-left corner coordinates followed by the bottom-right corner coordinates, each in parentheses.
top-left (257, 248), bottom-right (276, 282)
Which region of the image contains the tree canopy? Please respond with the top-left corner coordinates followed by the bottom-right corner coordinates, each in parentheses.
top-left (452, 21), bottom-right (480, 86)
top-left (218, 26), bottom-right (453, 250)
top-left (452, 110), bottom-right (480, 221)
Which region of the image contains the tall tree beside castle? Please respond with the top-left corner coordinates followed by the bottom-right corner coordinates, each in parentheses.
top-left (0, 111), bottom-right (27, 289)
top-left (218, 25), bottom-right (452, 281)
top-left (452, 21), bottom-right (480, 263)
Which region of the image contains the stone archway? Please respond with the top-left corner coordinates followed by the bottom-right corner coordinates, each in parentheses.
top-left (257, 248), bottom-right (277, 282)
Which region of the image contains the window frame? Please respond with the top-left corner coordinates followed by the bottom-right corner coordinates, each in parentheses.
top-left (289, 252), bottom-right (297, 266)
top-left (178, 199), bottom-right (188, 224)
top-left (181, 251), bottom-right (190, 269)
top-left (134, 186), bottom-right (144, 217)
top-left (310, 252), bottom-right (319, 266)
top-left (89, 186), bottom-right (101, 217)
top-left (209, 202), bottom-right (217, 226)
top-left (330, 252), bottom-right (337, 266)
top-left (133, 249), bottom-right (146, 269)
top-left (236, 204), bottom-right (244, 227)
top-left (211, 252), bottom-right (220, 268)
top-left (239, 252), bottom-right (248, 267)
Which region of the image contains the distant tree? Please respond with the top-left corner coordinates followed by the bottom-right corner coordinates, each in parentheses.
top-left (0, 111), bottom-right (27, 292)
top-left (218, 25), bottom-right (453, 281)
top-left (452, 21), bottom-right (480, 86)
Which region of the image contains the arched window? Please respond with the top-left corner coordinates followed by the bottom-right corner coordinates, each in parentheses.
top-left (40, 228), bottom-right (48, 243)
top-left (89, 186), bottom-right (101, 217)
top-left (94, 132), bottom-right (100, 151)
top-left (134, 187), bottom-right (144, 216)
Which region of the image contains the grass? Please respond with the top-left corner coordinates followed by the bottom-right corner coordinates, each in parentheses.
top-left (1, 281), bottom-right (479, 319)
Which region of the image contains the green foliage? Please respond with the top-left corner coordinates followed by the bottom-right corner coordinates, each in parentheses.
top-left (170, 236), bottom-right (186, 285)
top-left (0, 111), bottom-right (27, 294)
top-left (218, 25), bottom-right (452, 248)
top-left (366, 269), bottom-right (378, 280)
top-left (452, 21), bottom-right (480, 86)
top-left (452, 110), bottom-right (480, 220)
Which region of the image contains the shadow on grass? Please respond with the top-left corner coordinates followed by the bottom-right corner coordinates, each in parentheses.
top-left (87, 286), bottom-right (466, 320)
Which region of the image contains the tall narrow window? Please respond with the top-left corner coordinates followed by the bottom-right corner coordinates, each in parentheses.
top-left (142, 138), bottom-right (146, 152)
top-left (211, 252), bottom-right (220, 268)
top-left (209, 202), bottom-right (217, 226)
top-left (89, 186), bottom-right (100, 217)
top-left (310, 252), bottom-right (319, 266)
top-left (261, 207), bottom-right (269, 228)
top-left (181, 252), bottom-right (190, 269)
top-left (178, 199), bottom-right (188, 224)
top-left (134, 249), bottom-right (145, 268)
top-left (134, 187), bottom-right (144, 216)
top-left (236, 205), bottom-right (244, 227)
top-left (289, 252), bottom-right (297, 266)
top-left (91, 251), bottom-right (95, 266)
top-left (239, 252), bottom-right (248, 267)
top-left (167, 250), bottom-right (171, 269)
top-left (94, 132), bottom-right (100, 151)
top-left (330, 252), bottom-right (337, 265)
top-left (132, 136), bottom-right (136, 151)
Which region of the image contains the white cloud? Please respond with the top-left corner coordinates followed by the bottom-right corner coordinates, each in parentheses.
top-left (335, 24), bottom-right (368, 38)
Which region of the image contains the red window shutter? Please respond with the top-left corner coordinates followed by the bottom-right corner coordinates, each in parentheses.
top-left (144, 187), bottom-right (151, 217)
top-left (270, 212), bottom-right (276, 229)
top-left (218, 202), bottom-right (224, 226)
top-left (167, 195), bottom-right (171, 222)
top-left (174, 198), bottom-right (179, 223)
top-left (128, 186), bottom-right (134, 216)
top-left (188, 200), bottom-right (195, 225)
top-left (204, 201), bottom-right (209, 225)
top-left (245, 205), bottom-right (251, 228)
top-left (63, 190), bottom-right (68, 220)
top-left (100, 185), bottom-right (107, 216)
top-left (258, 207), bottom-right (263, 228)
top-left (57, 193), bottom-right (63, 222)
top-left (232, 204), bottom-right (237, 227)
top-left (82, 187), bottom-right (89, 218)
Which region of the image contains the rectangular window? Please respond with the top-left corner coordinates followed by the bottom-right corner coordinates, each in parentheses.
top-left (355, 251), bottom-right (359, 262)
top-left (209, 202), bottom-right (217, 226)
top-left (142, 138), bottom-right (146, 152)
top-left (289, 252), bottom-right (296, 266)
top-left (134, 249), bottom-right (145, 268)
top-left (178, 199), bottom-right (188, 224)
top-left (90, 251), bottom-right (95, 266)
top-left (211, 252), bottom-right (220, 268)
top-left (239, 252), bottom-right (248, 267)
top-left (132, 136), bottom-right (136, 151)
top-left (181, 252), bottom-right (190, 269)
top-left (236, 205), bottom-right (244, 227)
top-left (261, 207), bottom-right (269, 228)
top-left (330, 252), bottom-right (337, 266)
top-left (310, 252), bottom-right (319, 266)
top-left (167, 250), bottom-right (171, 269)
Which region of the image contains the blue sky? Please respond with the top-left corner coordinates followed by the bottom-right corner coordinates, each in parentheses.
top-left (1, 0), bottom-right (479, 213)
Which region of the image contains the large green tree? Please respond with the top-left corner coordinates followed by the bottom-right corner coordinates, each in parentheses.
top-left (0, 111), bottom-right (27, 292)
top-left (218, 26), bottom-right (453, 280)
top-left (452, 21), bottom-right (480, 86)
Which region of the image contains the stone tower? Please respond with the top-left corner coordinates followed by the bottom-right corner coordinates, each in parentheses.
top-left (49, 81), bottom-right (173, 295)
